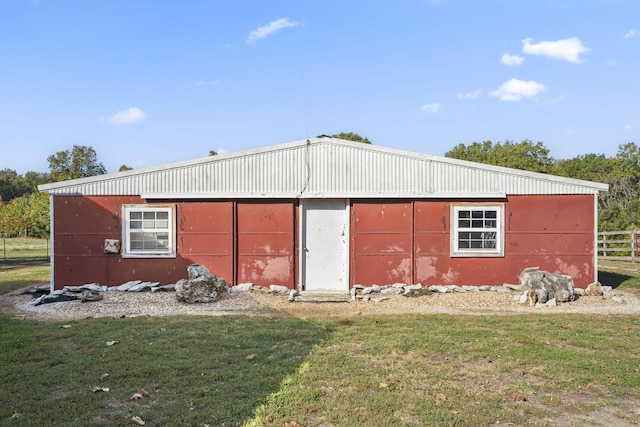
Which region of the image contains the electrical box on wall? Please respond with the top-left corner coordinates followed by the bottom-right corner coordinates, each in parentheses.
top-left (103, 239), bottom-right (121, 254)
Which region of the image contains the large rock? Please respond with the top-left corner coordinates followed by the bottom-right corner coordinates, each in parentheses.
top-left (175, 264), bottom-right (228, 303)
top-left (518, 267), bottom-right (574, 304)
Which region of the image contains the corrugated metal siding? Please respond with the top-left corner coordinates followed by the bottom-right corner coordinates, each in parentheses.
top-left (40, 138), bottom-right (608, 197)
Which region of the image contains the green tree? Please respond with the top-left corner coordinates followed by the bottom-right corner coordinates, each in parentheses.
top-left (445, 140), bottom-right (554, 173)
top-left (0, 192), bottom-right (50, 238)
top-left (209, 150), bottom-right (218, 156)
top-left (18, 171), bottom-right (53, 194)
top-left (600, 143), bottom-right (640, 230)
top-left (0, 169), bottom-right (22, 202)
top-left (0, 169), bottom-right (52, 202)
top-left (118, 164), bottom-right (133, 172)
top-left (331, 132), bottom-right (372, 144)
top-left (48, 145), bottom-right (107, 181)
top-left (0, 196), bottom-right (30, 237)
top-left (27, 192), bottom-right (50, 238)
top-left (548, 142), bottom-right (640, 231)
top-left (554, 153), bottom-right (611, 182)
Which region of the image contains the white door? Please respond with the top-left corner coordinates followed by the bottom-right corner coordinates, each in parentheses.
top-left (301, 199), bottom-right (349, 292)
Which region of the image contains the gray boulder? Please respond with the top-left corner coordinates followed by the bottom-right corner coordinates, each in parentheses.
top-left (175, 264), bottom-right (228, 303)
top-left (519, 267), bottom-right (574, 303)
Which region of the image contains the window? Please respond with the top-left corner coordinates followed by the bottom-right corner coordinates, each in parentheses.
top-left (451, 204), bottom-right (504, 257)
top-left (122, 205), bottom-right (176, 258)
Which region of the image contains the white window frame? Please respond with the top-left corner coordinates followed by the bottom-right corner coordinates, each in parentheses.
top-left (122, 204), bottom-right (176, 258)
top-left (450, 203), bottom-right (504, 257)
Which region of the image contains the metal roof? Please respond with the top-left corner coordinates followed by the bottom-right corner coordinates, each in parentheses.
top-left (38, 137), bottom-right (609, 197)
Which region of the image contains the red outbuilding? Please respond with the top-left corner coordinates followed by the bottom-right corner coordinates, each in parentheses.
top-left (39, 137), bottom-right (609, 292)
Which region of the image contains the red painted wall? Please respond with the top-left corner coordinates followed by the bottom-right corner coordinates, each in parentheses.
top-left (52, 197), bottom-right (296, 289)
top-left (52, 194), bottom-right (597, 290)
top-left (352, 195), bottom-right (596, 288)
top-left (236, 201), bottom-right (296, 287)
top-left (351, 201), bottom-right (413, 285)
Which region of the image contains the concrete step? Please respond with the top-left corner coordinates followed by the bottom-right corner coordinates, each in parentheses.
top-left (293, 292), bottom-right (351, 303)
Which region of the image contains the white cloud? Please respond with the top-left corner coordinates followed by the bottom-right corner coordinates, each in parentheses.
top-left (456, 90), bottom-right (481, 100)
top-left (246, 18), bottom-right (300, 45)
top-left (522, 37), bottom-right (589, 63)
top-left (489, 78), bottom-right (546, 101)
top-left (624, 29), bottom-right (639, 39)
top-left (625, 124), bottom-right (633, 130)
top-left (421, 103), bottom-right (441, 114)
top-left (607, 59), bottom-right (619, 66)
top-left (501, 53), bottom-right (524, 66)
top-left (102, 107), bottom-right (147, 125)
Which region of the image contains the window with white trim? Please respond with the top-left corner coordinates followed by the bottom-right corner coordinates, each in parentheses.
top-left (451, 204), bottom-right (504, 257)
top-left (122, 205), bottom-right (176, 258)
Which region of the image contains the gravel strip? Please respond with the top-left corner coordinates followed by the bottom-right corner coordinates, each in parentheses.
top-left (2, 286), bottom-right (640, 322)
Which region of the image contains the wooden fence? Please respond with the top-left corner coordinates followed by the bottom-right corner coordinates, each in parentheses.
top-left (597, 230), bottom-right (640, 262)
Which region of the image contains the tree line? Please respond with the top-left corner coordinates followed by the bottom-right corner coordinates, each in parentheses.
top-left (0, 146), bottom-right (106, 238)
top-left (1, 137), bottom-right (638, 238)
top-left (445, 140), bottom-right (640, 231)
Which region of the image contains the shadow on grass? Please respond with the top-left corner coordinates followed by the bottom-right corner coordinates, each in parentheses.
top-left (0, 314), bottom-right (329, 426)
top-left (0, 256), bottom-right (50, 294)
top-left (598, 269), bottom-right (635, 289)
top-left (0, 256), bottom-right (49, 271)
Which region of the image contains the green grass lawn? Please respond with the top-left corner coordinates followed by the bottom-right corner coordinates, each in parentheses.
top-left (1, 312), bottom-right (639, 426)
top-left (0, 237), bottom-right (50, 294)
top-left (1, 239), bottom-right (640, 426)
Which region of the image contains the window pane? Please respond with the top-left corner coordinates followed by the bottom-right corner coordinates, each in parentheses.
top-left (458, 231), bottom-right (470, 248)
top-left (471, 219), bottom-right (483, 228)
top-left (126, 207), bottom-right (173, 254)
top-left (454, 206), bottom-right (500, 254)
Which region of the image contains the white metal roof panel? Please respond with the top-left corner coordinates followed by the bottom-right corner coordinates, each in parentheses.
top-left (39, 137), bottom-right (609, 197)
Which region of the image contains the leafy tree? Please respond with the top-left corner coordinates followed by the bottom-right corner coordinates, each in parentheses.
top-left (0, 196), bottom-right (30, 237)
top-left (553, 153), bottom-right (612, 182)
top-left (27, 192), bottom-right (50, 238)
top-left (48, 145), bottom-right (107, 181)
top-left (0, 169), bottom-right (51, 202)
top-left (331, 132), bottom-right (372, 144)
top-left (209, 150), bottom-right (218, 156)
top-left (445, 139), bottom-right (640, 231)
top-left (0, 192), bottom-right (50, 238)
top-left (598, 143), bottom-right (640, 231)
top-left (118, 164), bottom-right (133, 172)
top-left (0, 169), bottom-right (22, 202)
top-left (445, 140), bottom-right (554, 173)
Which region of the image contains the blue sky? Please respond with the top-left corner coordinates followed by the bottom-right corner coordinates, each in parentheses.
top-left (1, 0), bottom-right (639, 174)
